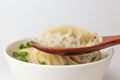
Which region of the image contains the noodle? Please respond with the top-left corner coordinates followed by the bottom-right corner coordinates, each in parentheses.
top-left (17, 48), bottom-right (103, 65)
top-left (13, 25), bottom-right (106, 65)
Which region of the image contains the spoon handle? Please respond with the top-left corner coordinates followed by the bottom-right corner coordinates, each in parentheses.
top-left (103, 35), bottom-right (120, 45)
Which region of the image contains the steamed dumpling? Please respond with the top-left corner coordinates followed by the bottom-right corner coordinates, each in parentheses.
top-left (13, 25), bottom-right (104, 65)
top-left (34, 25), bottom-right (103, 48)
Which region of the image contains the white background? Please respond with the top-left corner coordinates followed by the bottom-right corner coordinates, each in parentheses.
top-left (0, 0), bottom-right (120, 80)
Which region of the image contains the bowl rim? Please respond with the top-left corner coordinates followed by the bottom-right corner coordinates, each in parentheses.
top-left (4, 37), bottom-right (114, 68)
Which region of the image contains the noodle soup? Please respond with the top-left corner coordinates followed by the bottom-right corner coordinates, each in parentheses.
top-left (11, 25), bottom-right (107, 65)
top-left (5, 38), bottom-right (114, 80)
top-left (5, 25), bottom-right (114, 80)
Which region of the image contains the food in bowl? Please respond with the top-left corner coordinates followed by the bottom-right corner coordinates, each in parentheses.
top-left (5, 39), bottom-right (114, 80)
top-left (5, 25), bottom-right (114, 80)
top-left (12, 25), bottom-right (108, 65)
top-left (34, 25), bottom-right (103, 48)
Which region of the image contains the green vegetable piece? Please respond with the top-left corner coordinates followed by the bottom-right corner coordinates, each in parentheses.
top-left (16, 56), bottom-right (28, 62)
top-left (41, 61), bottom-right (46, 65)
top-left (19, 44), bottom-right (27, 49)
top-left (13, 52), bottom-right (19, 58)
top-left (13, 51), bottom-right (28, 62)
top-left (64, 63), bottom-right (70, 65)
top-left (91, 57), bottom-right (97, 62)
top-left (26, 42), bottom-right (32, 48)
top-left (18, 52), bottom-right (28, 56)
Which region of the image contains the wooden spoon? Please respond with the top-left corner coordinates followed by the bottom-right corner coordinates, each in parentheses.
top-left (30, 35), bottom-right (120, 55)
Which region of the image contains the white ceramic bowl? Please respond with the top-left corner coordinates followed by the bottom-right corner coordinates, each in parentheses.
top-left (4, 38), bottom-right (114, 80)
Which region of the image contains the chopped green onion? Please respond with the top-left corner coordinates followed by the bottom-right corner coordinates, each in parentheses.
top-left (13, 52), bottom-right (19, 58)
top-left (41, 61), bottom-right (46, 65)
top-left (19, 42), bottom-right (32, 49)
top-left (64, 63), bottom-right (70, 65)
top-left (19, 44), bottom-right (27, 49)
top-left (16, 56), bottom-right (28, 62)
top-left (18, 52), bottom-right (28, 56)
top-left (12, 51), bottom-right (28, 62)
top-left (26, 42), bottom-right (32, 48)
top-left (91, 57), bottom-right (97, 62)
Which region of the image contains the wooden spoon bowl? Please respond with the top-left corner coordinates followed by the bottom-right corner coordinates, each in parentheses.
top-left (30, 35), bottom-right (120, 55)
